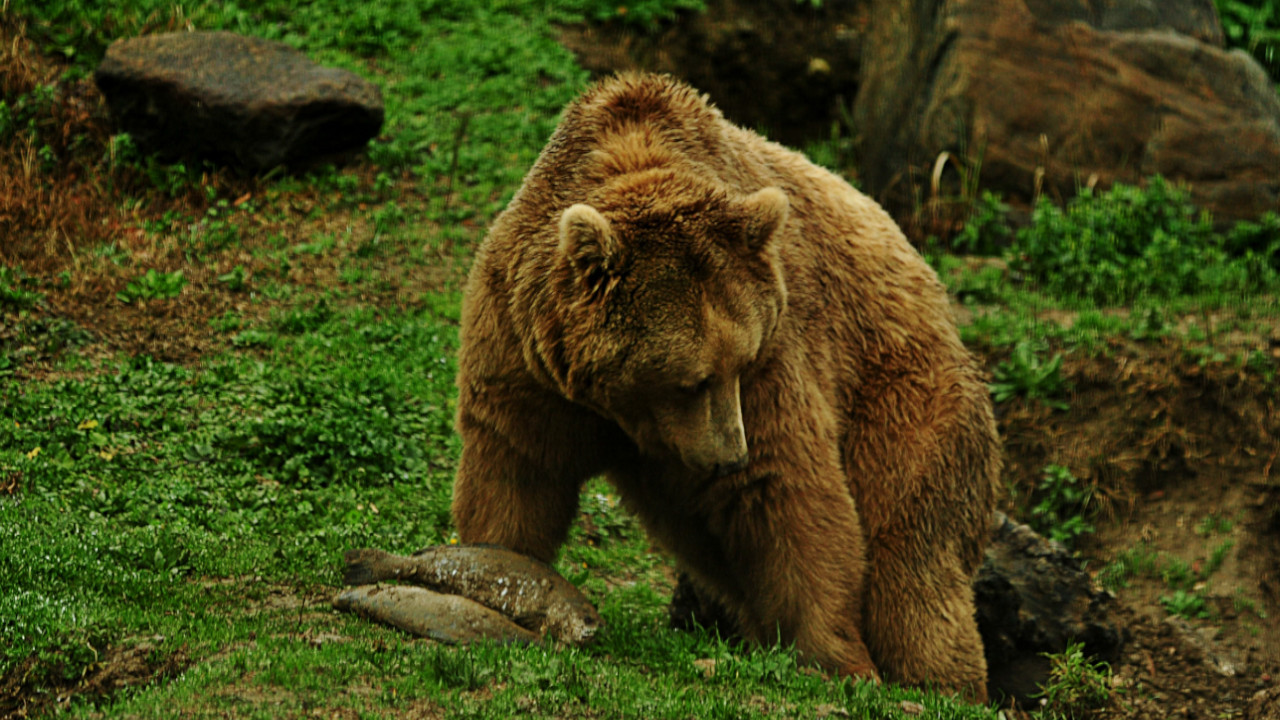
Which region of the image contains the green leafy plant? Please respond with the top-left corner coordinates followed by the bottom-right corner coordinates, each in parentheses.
top-left (991, 340), bottom-right (1071, 410)
top-left (1033, 642), bottom-right (1113, 720)
top-left (1007, 177), bottom-right (1276, 305)
top-left (1216, 0), bottom-right (1280, 80)
top-left (116, 269), bottom-right (187, 303)
top-left (953, 190), bottom-right (1012, 256)
top-left (1196, 513), bottom-right (1234, 536)
top-left (1028, 465), bottom-right (1095, 548)
top-left (1160, 558), bottom-right (1195, 590)
top-left (1160, 590), bottom-right (1211, 620)
top-left (574, 0), bottom-right (706, 27)
top-left (0, 266), bottom-right (45, 309)
top-left (217, 265), bottom-right (249, 292)
top-left (1202, 539), bottom-right (1235, 577)
top-left (1097, 544), bottom-right (1161, 590)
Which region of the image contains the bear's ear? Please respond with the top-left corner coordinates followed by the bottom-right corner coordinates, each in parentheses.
top-left (737, 187), bottom-right (789, 252)
top-left (559, 203), bottom-right (624, 280)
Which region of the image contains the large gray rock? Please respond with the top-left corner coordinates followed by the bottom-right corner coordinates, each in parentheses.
top-left (852, 0), bottom-right (1280, 225)
top-left (94, 31), bottom-right (383, 171)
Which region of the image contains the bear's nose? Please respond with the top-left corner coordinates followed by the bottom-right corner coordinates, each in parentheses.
top-left (714, 457), bottom-right (749, 477)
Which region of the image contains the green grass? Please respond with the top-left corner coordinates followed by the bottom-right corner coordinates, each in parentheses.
top-left (2, 302), bottom-right (998, 717)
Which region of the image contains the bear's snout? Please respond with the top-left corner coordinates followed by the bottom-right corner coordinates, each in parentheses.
top-left (714, 456), bottom-right (749, 477)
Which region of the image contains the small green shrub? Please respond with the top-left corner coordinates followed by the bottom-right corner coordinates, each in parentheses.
top-left (953, 190), bottom-right (1012, 256)
top-left (1216, 0), bottom-right (1280, 80)
top-left (1195, 513), bottom-right (1234, 536)
top-left (117, 269), bottom-right (187, 303)
top-left (571, 0), bottom-right (706, 27)
top-left (1028, 465), bottom-right (1095, 548)
top-left (1097, 545), bottom-right (1161, 590)
top-left (1034, 642), bottom-right (1112, 720)
top-left (1203, 539), bottom-right (1235, 577)
top-left (1008, 177), bottom-right (1278, 305)
top-left (1160, 557), bottom-right (1195, 590)
top-left (213, 373), bottom-right (433, 486)
top-left (954, 263), bottom-right (1008, 305)
top-left (991, 340), bottom-right (1071, 410)
top-left (217, 265), bottom-right (249, 292)
top-left (1160, 589), bottom-right (1211, 620)
top-left (0, 266), bottom-right (45, 309)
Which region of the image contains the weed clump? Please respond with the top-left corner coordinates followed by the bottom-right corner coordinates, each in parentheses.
top-left (1027, 465), bottom-right (1095, 549)
top-left (1007, 178), bottom-right (1280, 305)
top-left (1033, 642), bottom-right (1113, 720)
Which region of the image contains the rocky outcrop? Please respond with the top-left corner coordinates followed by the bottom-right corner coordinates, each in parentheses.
top-left (670, 512), bottom-right (1124, 703)
top-left (852, 0), bottom-right (1280, 225)
top-left (94, 31), bottom-right (383, 171)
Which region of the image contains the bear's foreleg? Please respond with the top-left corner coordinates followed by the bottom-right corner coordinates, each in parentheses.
top-left (452, 387), bottom-right (604, 563)
top-left (709, 468), bottom-right (880, 681)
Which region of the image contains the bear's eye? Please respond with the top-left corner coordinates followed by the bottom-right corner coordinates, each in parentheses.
top-left (678, 376), bottom-right (712, 396)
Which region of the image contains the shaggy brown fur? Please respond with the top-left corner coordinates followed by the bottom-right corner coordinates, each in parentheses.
top-left (451, 73), bottom-right (1001, 700)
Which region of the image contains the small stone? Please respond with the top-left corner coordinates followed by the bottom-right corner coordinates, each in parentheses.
top-left (693, 658), bottom-right (717, 678)
top-left (900, 700), bottom-right (925, 715)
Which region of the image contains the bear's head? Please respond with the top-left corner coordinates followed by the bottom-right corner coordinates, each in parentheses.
top-left (550, 170), bottom-right (788, 478)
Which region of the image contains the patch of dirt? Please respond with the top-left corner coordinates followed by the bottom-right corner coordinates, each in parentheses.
top-left (991, 345), bottom-right (1280, 717)
top-left (557, 0), bottom-right (868, 148)
top-left (0, 637), bottom-right (191, 719)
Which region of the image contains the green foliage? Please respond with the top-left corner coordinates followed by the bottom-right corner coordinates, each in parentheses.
top-left (953, 190), bottom-right (1012, 256)
top-left (1203, 539), bottom-right (1235, 577)
top-left (568, 0), bottom-right (707, 27)
top-left (213, 371), bottom-right (435, 486)
top-left (116, 269), bottom-right (187, 303)
top-left (216, 265), bottom-right (249, 291)
top-left (1007, 178), bottom-right (1280, 307)
top-left (1216, 0), bottom-right (1280, 80)
top-left (1033, 642), bottom-right (1113, 720)
top-left (1097, 545), bottom-right (1161, 590)
top-left (1221, 211), bottom-right (1280, 270)
top-left (107, 133), bottom-right (206, 197)
top-left (0, 266), bottom-right (45, 309)
top-left (1196, 513), bottom-right (1235, 536)
top-left (1160, 557), bottom-right (1195, 590)
top-left (991, 340), bottom-right (1071, 410)
top-left (1028, 465), bottom-right (1095, 548)
top-left (1098, 537), bottom-right (1235, 622)
top-left (1160, 590), bottom-right (1211, 620)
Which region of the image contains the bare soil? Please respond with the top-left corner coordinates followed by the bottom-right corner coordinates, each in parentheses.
top-left (990, 347), bottom-right (1280, 719)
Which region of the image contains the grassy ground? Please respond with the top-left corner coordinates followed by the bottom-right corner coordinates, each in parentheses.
top-left (2, 0), bottom-right (1278, 718)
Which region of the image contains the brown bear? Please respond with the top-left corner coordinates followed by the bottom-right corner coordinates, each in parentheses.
top-left (451, 72), bottom-right (1001, 701)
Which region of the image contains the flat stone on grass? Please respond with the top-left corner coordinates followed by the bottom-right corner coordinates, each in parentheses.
top-left (95, 31), bottom-right (384, 172)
